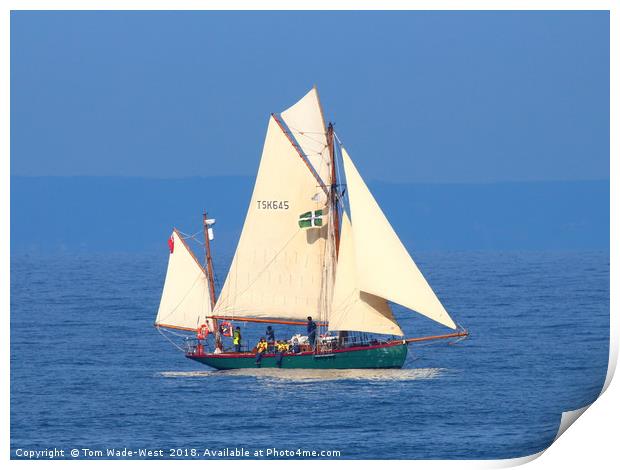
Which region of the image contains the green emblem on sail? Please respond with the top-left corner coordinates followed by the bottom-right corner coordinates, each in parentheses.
top-left (298, 209), bottom-right (324, 228)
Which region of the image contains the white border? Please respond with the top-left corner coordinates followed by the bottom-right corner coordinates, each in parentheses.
top-left (3, 2), bottom-right (616, 468)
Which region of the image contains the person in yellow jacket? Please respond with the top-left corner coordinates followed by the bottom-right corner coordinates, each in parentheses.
top-left (255, 338), bottom-right (268, 365)
top-left (232, 326), bottom-right (241, 352)
top-left (275, 340), bottom-right (289, 367)
top-left (258, 339), bottom-right (268, 353)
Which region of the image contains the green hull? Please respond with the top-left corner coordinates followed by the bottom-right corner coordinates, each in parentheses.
top-left (187, 341), bottom-right (408, 370)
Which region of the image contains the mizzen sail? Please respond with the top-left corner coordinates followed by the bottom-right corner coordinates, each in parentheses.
top-left (155, 230), bottom-right (212, 331)
top-left (341, 147), bottom-right (457, 330)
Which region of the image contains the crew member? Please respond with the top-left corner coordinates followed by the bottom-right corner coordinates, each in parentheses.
top-left (307, 316), bottom-right (317, 347)
top-left (255, 337), bottom-right (268, 366)
top-left (275, 340), bottom-right (288, 368)
top-left (233, 326), bottom-right (241, 352)
top-left (266, 326), bottom-right (275, 352)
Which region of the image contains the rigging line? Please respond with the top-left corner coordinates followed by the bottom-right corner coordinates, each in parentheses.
top-left (159, 326), bottom-right (193, 338)
top-left (317, 226), bottom-right (331, 328)
top-left (322, 207), bottom-right (338, 328)
top-left (335, 141), bottom-right (345, 194)
top-left (408, 338), bottom-right (461, 348)
top-left (173, 229), bottom-right (208, 278)
top-left (156, 327), bottom-right (186, 352)
top-left (331, 134), bottom-right (347, 212)
top-left (272, 113), bottom-right (329, 196)
top-left (328, 297), bottom-right (365, 334)
top-left (288, 128), bottom-right (330, 148)
top-left (302, 151), bottom-right (330, 159)
top-left (330, 288), bottom-right (360, 315)
top-left (212, 228), bottom-right (303, 309)
top-left (333, 132), bottom-right (344, 147)
top-left (292, 134), bottom-right (328, 151)
top-left (179, 236), bottom-right (205, 247)
top-left (286, 126), bottom-right (327, 136)
top-left (316, 147), bottom-right (331, 172)
top-left (213, 269), bottom-right (222, 293)
top-left (177, 229), bottom-right (204, 242)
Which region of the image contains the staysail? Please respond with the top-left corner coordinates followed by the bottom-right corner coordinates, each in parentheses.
top-left (212, 116), bottom-right (328, 321)
top-left (341, 147), bottom-right (457, 330)
top-left (155, 230), bottom-right (212, 331)
top-left (329, 214), bottom-right (404, 336)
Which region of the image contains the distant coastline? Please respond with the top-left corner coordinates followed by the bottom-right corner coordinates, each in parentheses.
top-left (10, 176), bottom-right (610, 253)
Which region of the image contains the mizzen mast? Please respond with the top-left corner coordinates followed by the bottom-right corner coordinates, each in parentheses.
top-left (202, 212), bottom-right (217, 308)
top-left (203, 211), bottom-right (221, 350)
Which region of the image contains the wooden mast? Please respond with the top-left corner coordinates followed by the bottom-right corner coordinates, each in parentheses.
top-left (328, 122), bottom-right (340, 256)
top-left (329, 122), bottom-right (348, 347)
top-left (203, 211), bottom-right (221, 350)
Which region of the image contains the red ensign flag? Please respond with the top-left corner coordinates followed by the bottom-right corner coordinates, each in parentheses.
top-left (167, 235), bottom-right (174, 254)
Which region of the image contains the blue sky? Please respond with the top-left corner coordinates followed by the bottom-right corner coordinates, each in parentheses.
top-left (11, 11), bottom-right (609, 183)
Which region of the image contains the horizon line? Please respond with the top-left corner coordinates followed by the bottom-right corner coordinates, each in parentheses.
top-left (9, 174), bottom-right (611, 186)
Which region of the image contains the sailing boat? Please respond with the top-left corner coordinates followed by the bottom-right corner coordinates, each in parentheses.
top-left (154, 87), bottom-right (467, 369)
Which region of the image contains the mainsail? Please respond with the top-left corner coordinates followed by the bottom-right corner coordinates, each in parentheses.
top-left (213, 116), bottom-right (329, 321)
top-left (155, 230), bottom-right (212, 331)
top-left (340, 147), bottom-right (457, 330)
top-left (329, 214), bottom-right (404, 336)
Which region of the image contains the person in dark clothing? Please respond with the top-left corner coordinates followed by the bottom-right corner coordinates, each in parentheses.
top-left (266, 326), bottom-right (275, 352)
top-left (307, 316), bottom-right (317, 347)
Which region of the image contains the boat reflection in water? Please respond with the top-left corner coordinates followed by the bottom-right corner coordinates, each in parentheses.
top-left (158, 367), bottom-right (445, 382)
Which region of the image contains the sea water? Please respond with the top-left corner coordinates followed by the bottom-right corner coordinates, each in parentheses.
top-left (10, 251), bottom-right (609, 459)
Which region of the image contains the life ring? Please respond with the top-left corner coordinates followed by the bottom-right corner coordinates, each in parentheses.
top-left (220, 321), bottom-right (233, 337)
top-left (196, 323), bottom-right (210, 340)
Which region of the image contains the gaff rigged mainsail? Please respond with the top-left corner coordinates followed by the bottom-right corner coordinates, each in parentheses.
top-left (155, 230), bottom-right (212, 331)
top-left (212, 115), bottom-right (329, 321)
